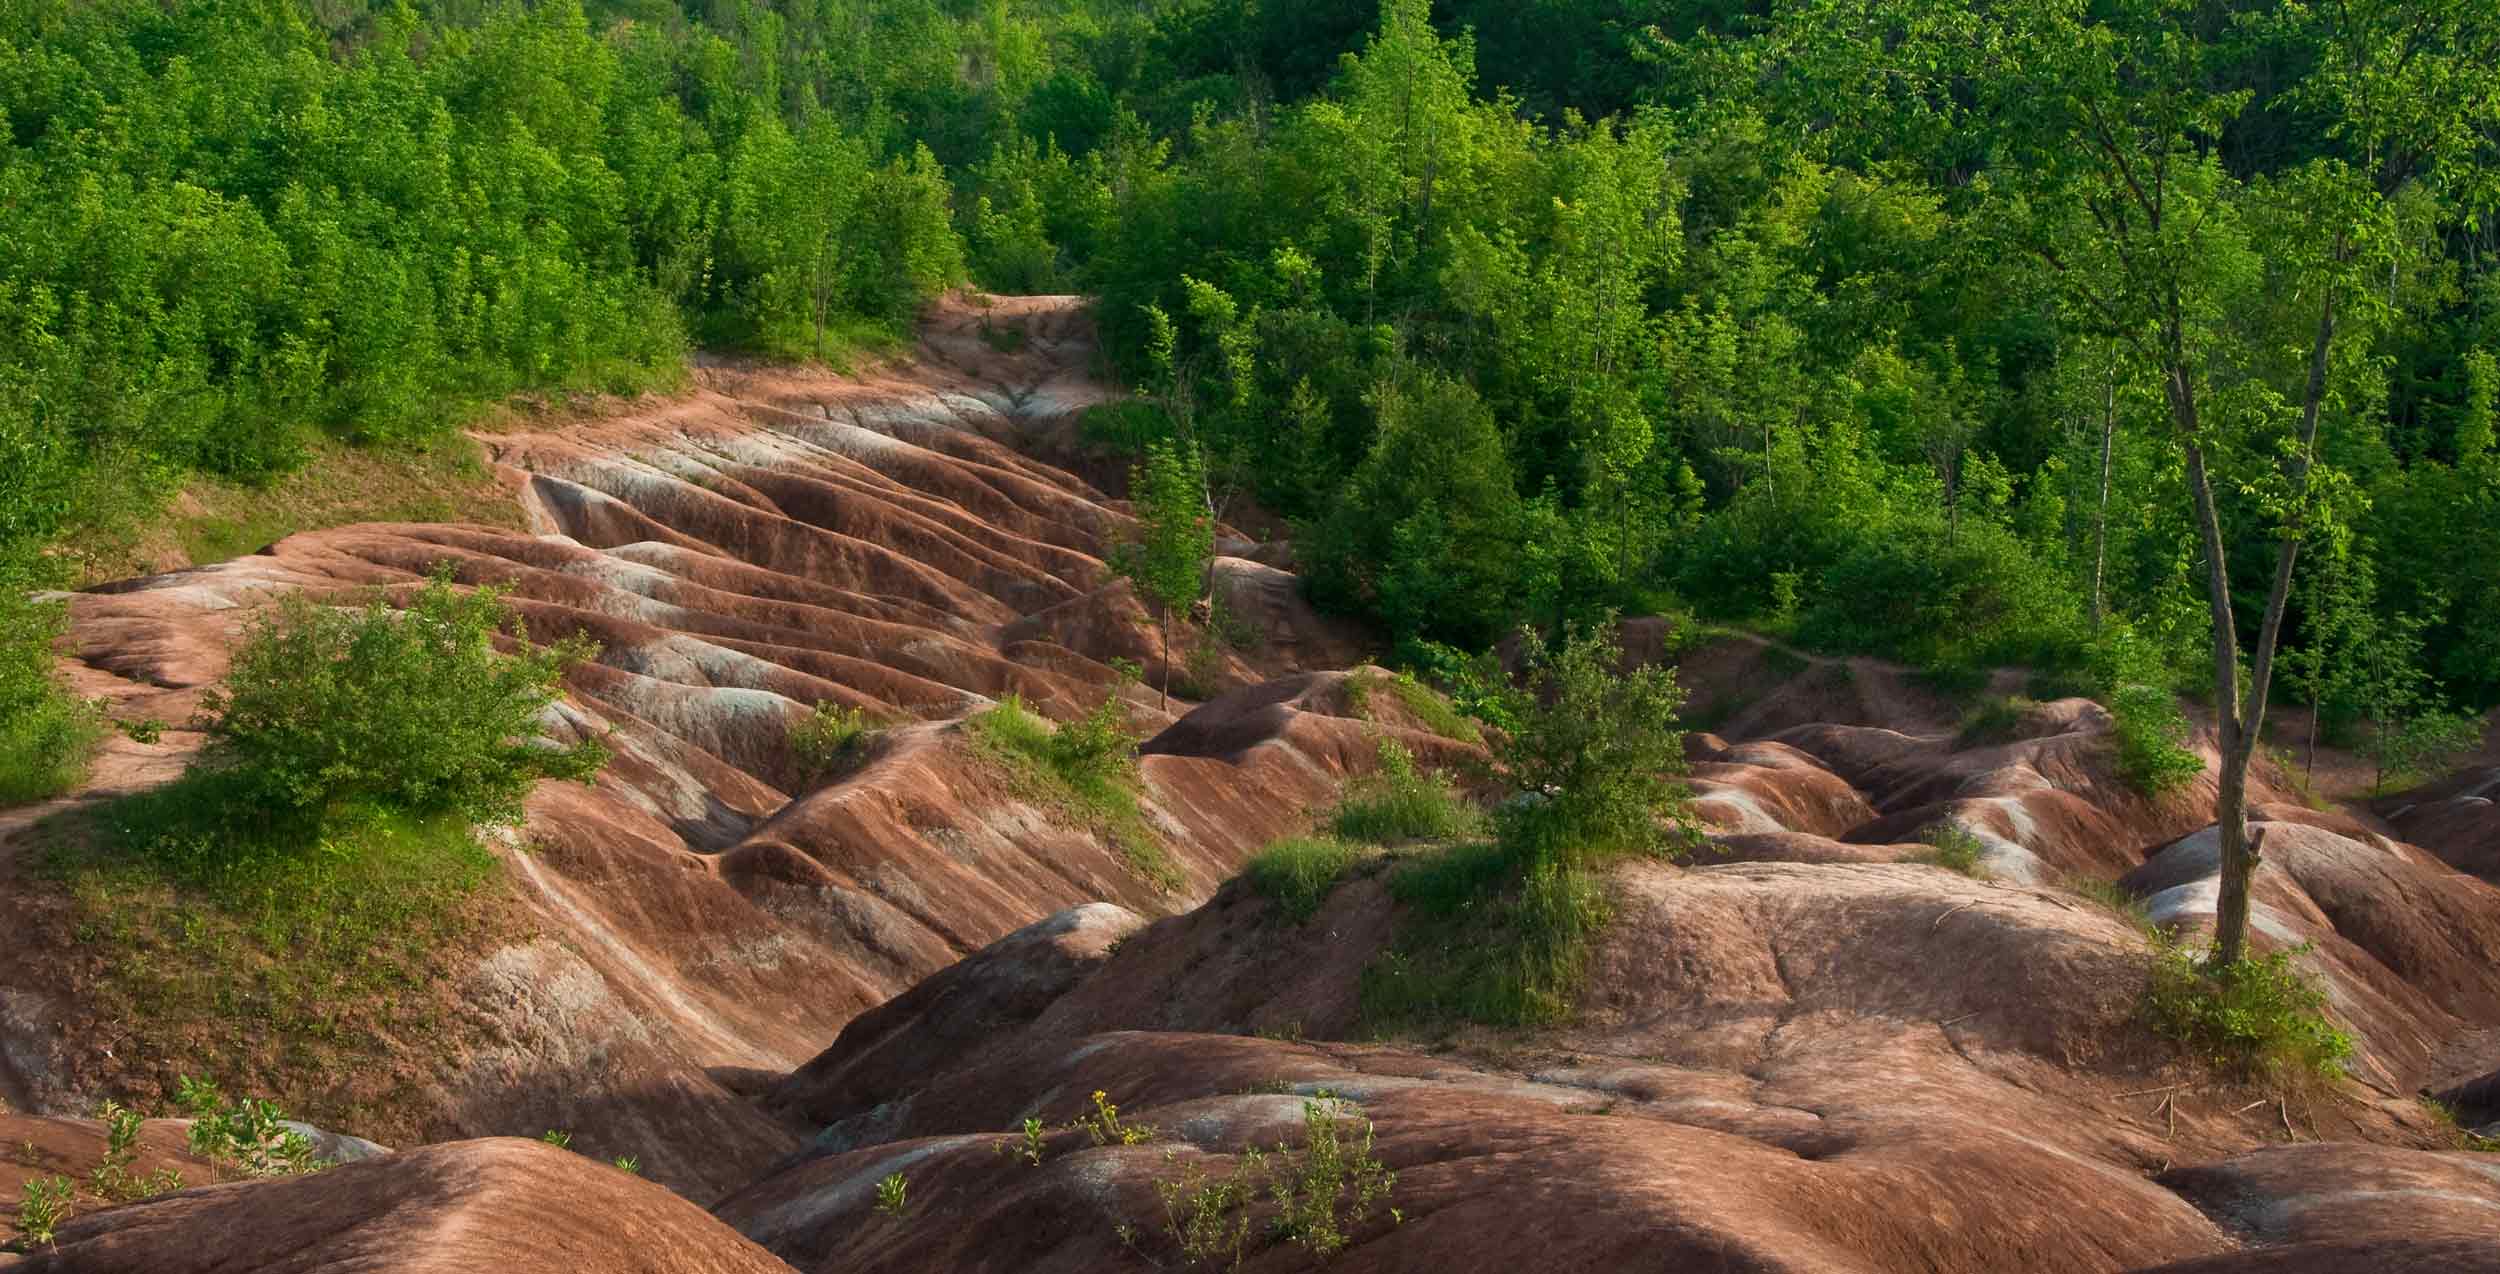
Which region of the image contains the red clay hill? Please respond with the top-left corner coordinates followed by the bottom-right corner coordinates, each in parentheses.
top-left (4, 298), bottom-right (2499, 1271)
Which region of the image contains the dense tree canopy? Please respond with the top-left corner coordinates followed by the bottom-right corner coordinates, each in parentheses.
top-left (4, 0), bottom-right (2498, 858)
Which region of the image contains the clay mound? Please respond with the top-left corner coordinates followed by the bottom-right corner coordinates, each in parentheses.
top-left (0, 296), bottom-right (1395, 1197)
top-left (2141, 1143), bottom-right (2500, 1270)
top-left (2125, 819), bottom-right (2500, 1092)
top-left (11, 1137), bottom-right (795, 1274)
top-left (730, 854), bottom-right (2450, 1273)
top-left (2385, 766), bottom-right (2500, 882)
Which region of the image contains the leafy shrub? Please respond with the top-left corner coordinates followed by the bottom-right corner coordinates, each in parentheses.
top-left (0, 587), bottom-right (106, 808)
top-left (175, 1075), bottom-right (321, 1177)
top-left (1914, 823), bottom-right (1988, 876)
top-left (1246, 837), bottom-right (1363, 923)
top-left (2143, 939), bottom-right (2352, 1083)
top-left (1330, 741), bottom-right (1481, 845)
top-left (196, 568), bottom-right (606, 837)
top-left (87, 1099), bottom-right (182, 1203)
top-left (2108, 685), bottom-right (2204, 797)
top-left (789, 701), bottom-right (878, 777)
top-left (1485, 620), bottom-right (1697, 866)
top-left (1073, 1090), bottom-right (1156, 1147)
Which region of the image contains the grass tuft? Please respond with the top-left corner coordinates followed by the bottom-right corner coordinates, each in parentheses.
top-left (1954, 695), bottom-right (2035, 749)
top-left (1245, 837), bottom-right (1363, 924)
top-left (1329, 741), bottom-right (1482, 845)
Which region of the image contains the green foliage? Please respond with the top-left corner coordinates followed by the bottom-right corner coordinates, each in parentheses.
top-left (1246, 837), bottom-right (1363, 925)
top-left (612, 1156), bottom-right (641, 1175)
top-left (196, 569), bottom-right (606, 841)
top-left (13, 1175), bottom-right (71, 1248)
top-left (2143, 939), bottom-right (2353, 1084)
top-left (175, 1076), bottom-right (321, 1177)
top-left (1364, 846), bottom-right (1611, 1029)
top-left (1329, 741), bottom-right (1481, 846)
top-left (87, 1099), bottom-right (182, 1203)
top-left (788, 702), bottom-right (879, 779)
top-left (874, 1172), bottom-right (909, 1217)
top-left (1141, 1098), bottom-right (1395, 1268)
top-left (1914, 824), bottom-right (1988, 877)
top-left (539, 1130), bottom-right (572, 1149)
top-left (0, 584), bottom-right (106, 808)
top-left (1113, 438), bottom-right (1214, 704)
top-left (968, 693), bottom-right (1176, 890)
top-left (1485, 621), bottom-right (1697, 866)
top-left (2108, 686), bottom-right (2206, 798)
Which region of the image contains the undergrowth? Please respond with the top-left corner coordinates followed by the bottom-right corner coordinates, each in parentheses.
top-left (1127, 1098), bottom-right (1397, 1269)
top-left (2065, 875), bottom-right (2154, 933)
top-left (1360, 621), bottom-right (1695, 1031)
top-left (0, 587), bottom-right (106, 808)
top-left (968, 692), bottom-right (1179, 891)
top-left (2142, 936), bottom-right (2352, 1085)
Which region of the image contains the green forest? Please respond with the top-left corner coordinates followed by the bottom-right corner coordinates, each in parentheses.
top-left (3, 0), bottom-right (2497, 831)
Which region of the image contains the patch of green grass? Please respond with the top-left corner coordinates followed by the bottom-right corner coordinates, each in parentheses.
top-left (2065, 875), bottom-right (2154, 933)
top-left (13, 1174), bottom-right (71, 1249)
top-left (1330, 741), bottom-right (1482, 845)
top-left (2143, 936), bottom-right (2352, 1085)
top-left (0, 692), bottom-right (106, 808)
top-left (1954, 695), bottom-right (2035, 749)
top-left (1382, 672), bottom-right (1481, 743)
top-left (1139, 1098), bottom-right (1396, 1266)
top-left (1913, 822), bottom-right (1988, 877)
top-left (35, 782), bottom-right (517, 1117)
top-left (1761, 644), bottom-right (1810, 680)
top-left (967, 694), bottom-right (1179, 891)
top-left (1362, 844), bottom-right (1610, 1030)
top-left (1246, 837), bottom-right (1363, 924)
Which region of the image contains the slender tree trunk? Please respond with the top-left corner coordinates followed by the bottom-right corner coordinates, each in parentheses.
top-left (1159, 609), bottom-right (1171, 713)
top-left (2091, 363), bottom-right (2116, 633)
top-left (2178, 423), bottom-right (2257, 967)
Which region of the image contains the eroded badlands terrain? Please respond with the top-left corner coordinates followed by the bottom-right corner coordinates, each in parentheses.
top-left (3, 297), bottom-right (2498, 1272)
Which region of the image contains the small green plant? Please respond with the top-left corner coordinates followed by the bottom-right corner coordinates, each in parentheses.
top-left (875, 1171), bottom-right (909, 1216)
top-left (998, 1117), bottom-right (1049, 1166)
top-left (1246, 837), bottom-right (1363, 924)
top-left (119, 716), bottom-right (165, 745)
top-left (14, 1174), bottom-right (72, 1248)
top-left (2142, 938), bottom-right (2352, 1083)
top-left (1138, 1099), bottom-right (1395, 1268)
top-left (788, 700), bottom-right (878, 777)
top-left (0, 583), bottom-right (109, 808)
top-left (1329, 741), bottom-right (1480, 845)
top-left (612, 1155), bottom-right (641, 1175)
top-left (1913, 823), bottom-right (1988, 877)
top-left (538, 1129), bottom-right (572, 1149)
top-left (1269, 1100), bottom-right (1396, 1259)
top-left (2108, 685), bottom-right (2204, 797)
top-left (1074, 1090), bottom-right (1157, 1147)
top-left (86, 1099), bottom-right (178, 1202)
top-left (1341, 670), bottom-right (1382, 719)
top-left (176, 1076), bottom-right (320, 1177)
